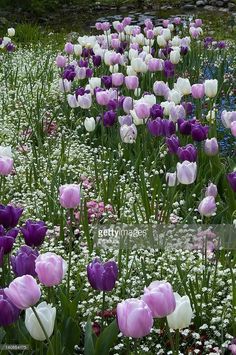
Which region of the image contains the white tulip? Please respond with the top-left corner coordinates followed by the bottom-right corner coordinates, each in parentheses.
top-left (25, 302), bottom-right (56, 341)
top-left (168, 89), bottom-right (182, 104)
top-left (167, 293), bottom-right (193, 330)
top-left (120, 124), bottom-right (137, 143)
top-left (0, 146), bottom-right (12, 158)
top-left (126, 65), bottom-right (137, 76)
top-left (153, 26), bottom-right (163, 36)
top-left (161, 101), bottom-right (176, 116)
top-left (131, 58), bottom-right (147, 73)
top-left (7, 28), bottom-right (15, 37)
top-left (166, 172), bottom-right (178, 187)
top-left (74, 44), bottom-right (82, 56)
top-left (168, 24), bottom-right (174, 32)
top-left (89, 77), bottom-right (101, 90)
top-left (171, 36), bottom-right (181, 46)
top-left (84, 117), bottom-right (96, 132)
top-left (142, 94), bottom-right (156, 107)
top-left (59, 79), bottom-right (71, 93)
top-left (174, 77), bottom-right (192, 96)
top-left (221, 110), bottom-right (236, 128)
top-left (204, 79), bottom-right (218, 98)
top-left (157, 35), bottom-right (167, 47)
top-left (170, 50), bottom-right (181, 65)
top-left (67, 94), bottom-right (79, 108)
top-left (162, 28), bottom-right (171, 41)
top-left (128, 48), bottom-right (139, 61)
top-left (109, 64), bottom-right (119, 73)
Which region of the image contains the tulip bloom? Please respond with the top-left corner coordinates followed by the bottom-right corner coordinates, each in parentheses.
top-left (134, 102), bottom-right (150, 120)
top-left (166, 172), bottom-right (178, 187)
top-left (177, 161), bottom-right (197, 185)
top-left (59, 184), bottom-right (81, 209)
top-left (191, 84), bottom-right (205, 99)
top-left (142, 281), bottom-right (176, 318)
top-left (0, 156), bottom-right (13, 176)
top-left (205, 183), bottom-right (218, 198)
top-left (0, 289), bottom-right (20, 327)
top-left (221, 110), bottom-right (236, 128)
top-left (124, 76), bottom-right (139, 90)
top-left (0, 204), bottom-right (23, 229)
top-left (167, 293), bottom-right (193, 329)
top-left (87, 258), bottom-right (118, 292)
top-left (120, 124), bottom-right (137, 143)
top-left (117, 298), bottom-right (153, 338)
top-left (198, 196), bottom-right (216, 217)
top-left (231, 121), bottom-right (236, 137)
top-left (21, 220), bottom-right (47, 247)
top-left (191, 124), bottom-right (208, 142)
top-left (4, 275), bottom-right (41, 310)
top-left (204, 79), bottom-right (218, 98)
top-left (175, 77), bottom-right (191, 96)
top-left (25, 302), bottom-right (56, 341)
top-left (166, 135), bottom-right (180, 154)
top-left (204, 138), bottom-right (219, 156)
top-left (11, 246), bottom-right (39, 277)
top-left (227, 172), bottom-right (236, 192)
top-left (35, 252), bottom-right (67, 287)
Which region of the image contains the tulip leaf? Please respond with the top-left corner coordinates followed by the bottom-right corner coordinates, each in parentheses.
top-left (61, 317), bottom-right (81, 355)
top-left (94, 319), bottom-right (119, 355)
top-left (84, 318), bottom-right (95, 355)
top-left (58, 288), bottom-right (79, 318)
top-left (0, 328), bottom-right (6, 344)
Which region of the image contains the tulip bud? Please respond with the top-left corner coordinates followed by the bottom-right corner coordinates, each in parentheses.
top-left (74, 44), bottom-right (82, 56)
top-left (11, 245), bottom-right (39, 277)
top-left (198, 196), bottom-right (216, 217)
top-left (205, 183), bottom-right (218, 198)
top-left (64, 42), bottom-right (74, 54)
top-left (204, 79), bottom-right (218, 98)
top-left (227, 171), bottom-right (236, 192)
top-left (87, 258), bottom-right (118, 291)
top-left (124, 76), bottom-right (139, 90)
top-left (25, 302), bottom-right (56, 341)
top-left (166, 172), bottom-right (178, 187)
top-left (7, 28), bottom-right (15, 37)
top-left (174, 77), bottom-right (191, 96)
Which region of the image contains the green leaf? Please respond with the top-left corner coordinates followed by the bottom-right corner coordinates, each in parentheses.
top-left (61, 317), bottom-right (81, 355)
top-left (95, 320), bottom-right (119, 355)
top-left (0, 328), bottom-right (6, 344)
top-left (84, 319), bottom-right (95, 355)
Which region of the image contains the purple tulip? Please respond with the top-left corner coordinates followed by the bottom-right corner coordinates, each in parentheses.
top-left (6, 43), bottom-right (15, 52)
top-left (166, 135), bottom-right (180, 154)
top-left (92, 55), bottom-right (102, 67)
top-left (11, 246), bottom-right (39, 277)
top-left (101, 75), bottom-right (112, 89)
top-left (0, 205), bottom-right (23, 229)
top-left (112, 73), bottom-right (124, 87)
top-left (177, 144), bottom-right (197, 162)
top-left (0, 289), bottom-right (20, 327)
top-left (124, 76), bottom-right (139, 90)
top-left (142, 281), bottom-right (176, 318)
top-left (178, 119), bottom-right (192, 135)
top-left (191, 84), bottom-right (205, 99)
top-left (227, 172), bottom-right (236, 192)
top-left (78, 59), bottom-right (88, 68)
top-left (181, 102), bottom-right (193, 115)
top-left (198, 196), bottom-right (216, 217)
top-left (86, 68), bottom-right (93, 78)
top-left (191, 124), bottom-right (209, 141)
top-left (150, 104), bottom-right (164, 119)
top-left (103, 110), bottom-right (116, 127)
top-left (0, 234), bottom-right (15, 254)
top-left (87, 258), bottom-right (118, 292)
top-left (180, 46), bottom-right (188, 55)
top-left (64, 42), bottom-right (74, 54)
top-left (21, 220), bottom-right (47, 247)
top-left (62, 65), bottom-right (76, 82)
top-left (204, 138), bottom-right (219, 156)
top-left (163, 60), bottom-right (175, 78)
top-left (147, 119), bottom-right (163, 137)
top-left (161, 119), bottom-right (176, 137)
top-left (117, 298), bottom-right (153, 338)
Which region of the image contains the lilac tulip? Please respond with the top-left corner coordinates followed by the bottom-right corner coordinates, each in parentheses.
top-left (198, 196), bottom-right (216, 217)
top-left (87, 258), bottom-right (118, 292)
top-left (177, 161), bottom-right (197, 185)
top-left (134, 102), bottom-right (150, 120)
top-left (204, 138), bottom-right (219, 156)
top-left (4, 275), bottom-right (41, 310)
top-left (112, 73), bottom-right (124, 87)
top-left (59, 184), bottom-right (81, 209)
top-left (142, 281), bottom-right (176, 318)
top-left (124, 76), bottom-right (139, 90)
top-left (205, 183), bottom-right (218, 198)
top-left (96, 90), bottom-right (111, 106)
top-left (117, 298), bottom-right (153, 338)
top-left (191, 84), bottom-right (205, 99)
top-left (35, 252), bottom-right (67, 287)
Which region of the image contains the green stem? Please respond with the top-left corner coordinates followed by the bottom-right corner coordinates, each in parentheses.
top-left (31, 306), bottom-right (55, 355)
top-left (67, 209), bottom-right (74, 297)
top-left (101, 291), bottom-right (106, 330)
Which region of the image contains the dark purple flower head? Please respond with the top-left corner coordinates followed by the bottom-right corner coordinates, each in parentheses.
top-left (82, 48), bottom-right (90, 58)
top-left (161, 47), bottom-right (173, 58)
top-left (101, 75), bottom-right (112, 89)
top-left (75, 87), bottom-right (86, 97)
top-left (0, 235), bottom-right (14, 254)
top-left (103, 110), bottom-right (116, 127)
top-left (227, 172), bottom-right (236, 192)
top-left (116, 46), bottom-right (124, 54)
top-left (162, 119), bottom-right (176, 137)
top-left (118, 95), bottom-right (125, 109)
top-left (0, 289), bottom-right (20, 327)
top-left (166, 134), bottom-right (180, 154)
top-left (107, 99), bottom-right (117, 111)
top-left (92, 55), bottom-right (102, 67)
top-left (0, 38), bottom-right (2, 45)
top-left (0, 205), bottom-right (23, 229)
top-left (164, 60), bottom-right (175, 78)
top-left (86, 68), bottom-right (93, 78)
top-left (11, 245), bottom-right (39, 277)
top-left (62, 65), bottom-right (76, 81)
top-left (217, 41), bottom-right (226, 49)
top-left (177, 144), bottom-right (197, 162)
top-left (180, 46), bottom-right (188, 55)
top-left (204, 37), bottom-right (213, 48)
top-left (147, 118), bottom-right (162, 137)
top-left (87, 258), bottom-right (118, 292)
top-left (181, 102), bottom-right (193, 115)
top-left (191, 123), bottom-right (208, 141)
top-left (178, 118), bottom-right (192, 135)
top-left (6, 43), bottom-right (15, 52)
top-left (78, 59), bottom-right (88, 68)
top-left (21, 220), bottom-right (47, 247)
top-left (150, 104), bottom-right (164, 119)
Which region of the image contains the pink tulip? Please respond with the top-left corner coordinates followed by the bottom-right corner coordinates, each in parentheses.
top-left (198, 196), bottom-right (216, 217)
top-left (96, 91), bottom-right (111, 106)
top-left (142, 281), bottom-right (176, 318)
top-left (111, 73), bottom-right (124, 87)
top-left (134, 102), bottom-right (150, 119)
top-left (59, 184), bottom-right (81, 209)
top-left (64, 42), bottom-right (74, 54)
top-left (55, 55), bottom-right (67, 68)
top-left (191, 84), bottom-right (205, 99)
top-left (117, 298), bottom-right (153, 338)
top-left (0, 157), bottom-right (13, 176)
top-left (124, 76), bottom-right (139, 90)
top-left (35, 252), bottom-right (67, 287)
top-left (148, 59), bottom-right (163, 72)
top-left (4, 275), bottom-right (41, 310)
